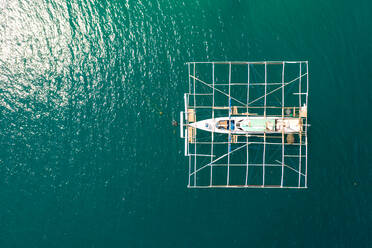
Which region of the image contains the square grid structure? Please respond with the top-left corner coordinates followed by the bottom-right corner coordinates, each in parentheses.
top-left (180, 61), bottom-right (309, 188)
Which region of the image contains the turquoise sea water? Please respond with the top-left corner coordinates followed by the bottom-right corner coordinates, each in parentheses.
top-left (0, 0), bottom-right (371, 247)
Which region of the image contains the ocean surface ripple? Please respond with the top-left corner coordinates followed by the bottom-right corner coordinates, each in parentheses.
top-left (0, 0), bottom-right (371, 247)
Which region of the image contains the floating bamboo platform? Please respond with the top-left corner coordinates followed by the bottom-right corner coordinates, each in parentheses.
top-left (180, 61), bottom-right (309, 189)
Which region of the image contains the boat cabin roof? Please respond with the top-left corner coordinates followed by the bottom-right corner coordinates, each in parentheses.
top-left (240, 119), bottom-right (275, 132)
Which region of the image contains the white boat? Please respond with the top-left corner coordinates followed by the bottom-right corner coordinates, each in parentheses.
top-left (190, 116), bottom-right (303, 134)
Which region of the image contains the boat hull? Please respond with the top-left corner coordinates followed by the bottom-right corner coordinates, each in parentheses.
top-left (189, 116), bottom-right (302, 134)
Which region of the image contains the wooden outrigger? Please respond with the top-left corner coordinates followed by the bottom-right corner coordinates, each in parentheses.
top-left (180, 61), bottom-right (309, 188)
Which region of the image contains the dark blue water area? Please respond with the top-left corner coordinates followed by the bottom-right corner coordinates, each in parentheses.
top-left (0, 0), bottom-right (371, 247)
